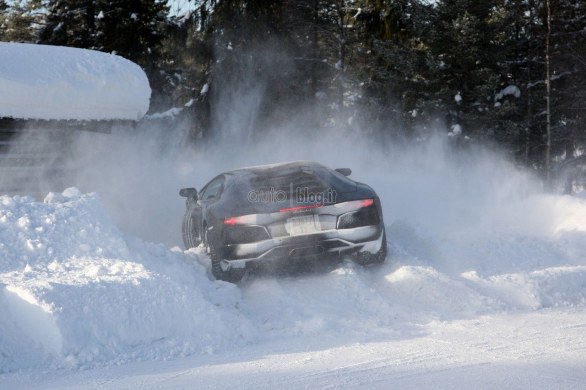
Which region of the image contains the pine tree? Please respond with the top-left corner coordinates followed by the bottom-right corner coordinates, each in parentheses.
top-left (539, 0), bottom-right (586, 187)
top-left (0, 0), bottom-right (45, 42)
top-left (350, 0), bottom-right (439, 134)
top-left (39, 0), bottom-right (170, 109)
top-left (94, 0), bottom-right (168, 64)
top-left (40, 0), bottom-right (168, 63)
top-left (39, 0), bottom-right (98, 48)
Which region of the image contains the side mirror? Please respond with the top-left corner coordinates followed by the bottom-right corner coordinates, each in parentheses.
top-left (179, 187), bottom-right (198, 200)
top-left (335, 168), bottom-right (352, 176)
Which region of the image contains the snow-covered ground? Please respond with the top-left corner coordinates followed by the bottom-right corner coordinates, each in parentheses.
top-left (0, 42), bottom-right (150, 121)
top-left (1, 147), bottom-right (586, 388)
top-left (1, 38), bottom-right (584, 388)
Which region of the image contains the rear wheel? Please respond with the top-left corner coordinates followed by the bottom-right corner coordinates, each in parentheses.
top-left (209, 240), bottom-right (246, 283)
top-left (182, 211), bottom-right (201, 249)
top-left (353, 230), bottom-right (387, 266)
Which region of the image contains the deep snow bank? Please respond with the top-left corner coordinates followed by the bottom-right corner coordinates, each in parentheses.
top-left (0, 190), bottom-right (253, 373)
top-left (0, 42), bottom-right (150, 121)
top-left (1, 186), bottom-right (586, 374)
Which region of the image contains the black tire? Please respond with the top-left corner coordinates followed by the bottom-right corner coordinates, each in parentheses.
top-left (182, 211), bottom-right (201, 249)
top-left (210, 242), bottom-right (246, 283)
top-left (353, 230), bottom-right (387, 266)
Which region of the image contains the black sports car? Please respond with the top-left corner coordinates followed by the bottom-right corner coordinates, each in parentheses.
top-left (180, 161), bottom-right (387, 282)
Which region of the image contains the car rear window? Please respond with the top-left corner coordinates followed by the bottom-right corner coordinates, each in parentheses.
top-left (249, 172), bottom-right (327, 199)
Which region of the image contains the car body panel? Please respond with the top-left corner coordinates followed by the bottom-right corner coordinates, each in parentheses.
top-left (181, 161), bottom-right (386, 276)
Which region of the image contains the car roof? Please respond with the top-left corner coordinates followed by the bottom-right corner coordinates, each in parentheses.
top-left (225, 160), bottom-right (328, 177)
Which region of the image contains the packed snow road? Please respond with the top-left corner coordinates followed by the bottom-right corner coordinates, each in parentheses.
top-left (8, 310), bottom-right (585, 389)
top-left (1, 185), bottom-right (586, 388)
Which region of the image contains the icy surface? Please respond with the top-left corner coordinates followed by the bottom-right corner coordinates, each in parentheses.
top-left (1, 185), bottom-right (586, 388)
top-left (0, 42), bottom-right (150, 120)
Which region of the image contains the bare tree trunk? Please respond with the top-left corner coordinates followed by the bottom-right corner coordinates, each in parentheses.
top-left (311, 0), bottom-right (319, 99)
top-left (336, 0), bottom-right (346, 108)
top-left (525, 0), bottom-right (534, 163)
top-left (545, 0), bottom-right (552, 187)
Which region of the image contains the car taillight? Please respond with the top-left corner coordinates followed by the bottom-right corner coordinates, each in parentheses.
top-left (224, 216), bottom-right (246, 225)
top-left (361, 199), bottom-right (374, 208)
top-left (333, 198), bottom-right (374, 210)
top-left (224, 214), bottom-right (258, 225)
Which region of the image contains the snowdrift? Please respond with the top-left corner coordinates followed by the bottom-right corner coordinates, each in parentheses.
top-left (1, 188), bottom-right (586, 373)
top-left (0, 190), bottom-right (254, 372)
top-left (0, 42), bottom-right (150, 121)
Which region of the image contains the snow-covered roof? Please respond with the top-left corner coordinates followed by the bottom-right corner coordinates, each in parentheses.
top-left (0, 42), bottom-right (151, 121)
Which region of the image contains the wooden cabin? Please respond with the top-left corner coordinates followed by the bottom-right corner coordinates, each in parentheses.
top-left (0, 42), bottom-right (151, 197)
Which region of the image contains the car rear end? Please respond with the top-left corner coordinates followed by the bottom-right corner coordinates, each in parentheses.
top-left (217, 164), bottom-right (386, 270)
